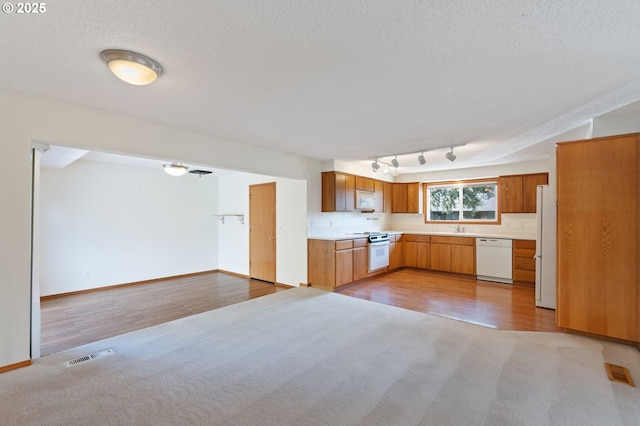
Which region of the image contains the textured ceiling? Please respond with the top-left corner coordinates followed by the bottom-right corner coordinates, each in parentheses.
top-left (2, 0), bottom-right (640, 174)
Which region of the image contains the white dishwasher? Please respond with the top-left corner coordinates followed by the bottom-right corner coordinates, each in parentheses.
top-left (476, 238), bottom-right (513, 284)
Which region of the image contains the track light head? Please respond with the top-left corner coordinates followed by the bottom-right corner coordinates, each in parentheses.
top-left (417, 152), bottom-right (426, 165)
top-left (391, 156), bottom-right (399, 168)
top-left (371, 160), bottom-right (380, 172)
top-left (446, 148), bottom-right (456, 162)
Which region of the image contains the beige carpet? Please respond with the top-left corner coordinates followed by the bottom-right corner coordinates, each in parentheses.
top-left (2, 287), bottom-right (639, 425)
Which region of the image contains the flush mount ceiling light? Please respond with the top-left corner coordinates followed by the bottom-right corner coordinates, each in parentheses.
top-left (446, 147), bottom-right (457, 162)
top-left (100, 49), bottom-right (164, 85)
top-left (371, 160), bottom-right (380, 172)
top-left (417, 152), bottom-right (426, 165)
top-left (162, 163), bottom-right (189, 176)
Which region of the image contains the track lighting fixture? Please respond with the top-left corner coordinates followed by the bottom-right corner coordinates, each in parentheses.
top-left (368, 144), bottom-right (464, 175)
top-left (445, 147), bottom-right (457, 162)
top-left (417, 152), bottom-right (426, 165)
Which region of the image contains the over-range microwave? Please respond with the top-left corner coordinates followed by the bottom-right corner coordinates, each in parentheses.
top-left (355, 189), bottom-right (375, 210)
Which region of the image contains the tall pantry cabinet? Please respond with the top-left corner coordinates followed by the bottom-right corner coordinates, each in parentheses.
top-left (556, 133), bottom-right (640, 343)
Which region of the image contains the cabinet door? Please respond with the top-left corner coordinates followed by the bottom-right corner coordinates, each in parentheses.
top-left (321, 172), bottom-right (337, 212)
top-left (430, 243), bottom-right (451, 272)
top-left (388, 242), bottom-right (398, 270)
top-left (416, 242), bottom-right (430, 269)
top-left (355, 176), bottom-right (375, 192)
top-left (383, 182), bottom-right (393, 212)
top-left (374, 180), bottom-right (384, 213)
top-left (403, 241), bottom-right (418, 267)
top-left (522, 173), bottom-right (549, 213)
top-left (392, 183), bottom-right (408, 213)
top-left (344, 173), bottom-right (356, 212)
top-left (500, 175), bottom-right (523, 213)
top-left (335, 249), bottom-right (353, 286)
top-left (352, 246), bottom-right (368, 281)
top-left (407, 183), bottom-right (420, 213)
top-left (451, 244), bottom-right (475, 275)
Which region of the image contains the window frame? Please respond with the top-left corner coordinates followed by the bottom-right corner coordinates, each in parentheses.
top-left (423, 178), bottom-right (500, 224)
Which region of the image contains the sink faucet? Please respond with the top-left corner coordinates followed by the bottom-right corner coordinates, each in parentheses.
top-left (451, 224), bottom-right (465, 233)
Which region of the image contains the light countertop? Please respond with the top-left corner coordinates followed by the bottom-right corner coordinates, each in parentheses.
top-left (308, 231), bottom-right (535, 241)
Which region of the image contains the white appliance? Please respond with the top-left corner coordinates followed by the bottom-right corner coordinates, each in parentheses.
top-left (368, 233), bottom-right (390, 272)
top-left (476, 238), bottom-right (513, 284)
top-left (355, 190), bottom-right (375, 210)
top-left (535, 185), bottom-right (556, 309)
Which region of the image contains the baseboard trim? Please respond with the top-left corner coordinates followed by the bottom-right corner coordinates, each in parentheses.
top-left (218, 270), bottom-right (249, 279)
top-left (41, 270), bottom-right (220, 300)
top-left (0, 359), bottom-right (32, 374)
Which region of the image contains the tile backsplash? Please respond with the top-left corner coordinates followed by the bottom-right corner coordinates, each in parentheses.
top-left (307, 212), bottom-right (537, 238)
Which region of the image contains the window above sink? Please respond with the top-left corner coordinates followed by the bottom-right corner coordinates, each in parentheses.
top-left (425, 180), bottom-right (498, 224)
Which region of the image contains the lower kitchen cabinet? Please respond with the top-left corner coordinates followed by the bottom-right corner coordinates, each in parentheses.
top-left (402, 234), bottom-right (475, 275)
top-left (335, 248), bottom-right (353, 286)
top-left (308, 237), bottom-right (385, 290)
top-left (451, 244), bottom-right (475, 275)
top-left (513, 239), bottom-right (536, 284)
top-left (402, 235), bottom-right (430, 269)
top-left (430, 236), bottom-right (475, 274)
top-left (388, 235), bottom-right (403, 270)
top-left (352, 239), bottom-right (369, 281)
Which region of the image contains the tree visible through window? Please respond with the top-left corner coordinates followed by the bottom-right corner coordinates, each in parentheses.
top-left (427, 181), bottom-right (498, 222)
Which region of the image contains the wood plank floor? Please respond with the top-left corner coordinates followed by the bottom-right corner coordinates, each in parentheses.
top-left (41, 268), bottom-right (559, 356)
top-left (338, 268), bottom-right (560, 332)
top-left (40, 272), bottom-right (286, 355)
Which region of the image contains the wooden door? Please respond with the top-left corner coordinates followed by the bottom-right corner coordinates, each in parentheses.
top-left (249, 182), bottom-right (276, 283)
top-left (557, 135), bottom-right (639, 341)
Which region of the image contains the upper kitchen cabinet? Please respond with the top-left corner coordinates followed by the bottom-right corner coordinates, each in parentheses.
top-left (557, 133), bottom-right (639, 343)
top-left (322, 172), bottom-right (355, 212)
top-left (499, 173), bottom-right (548, 213)
top-left (355, 176), bottom-right (375, 192)
top-left (392, 182), bottom-right (419, 213)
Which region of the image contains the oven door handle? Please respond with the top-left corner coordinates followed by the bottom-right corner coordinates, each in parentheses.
top-left (369, 241), bottom-right (390, 246)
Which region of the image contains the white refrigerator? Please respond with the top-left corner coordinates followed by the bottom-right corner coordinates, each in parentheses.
top-left (535, 185), bottom-right (556, 309)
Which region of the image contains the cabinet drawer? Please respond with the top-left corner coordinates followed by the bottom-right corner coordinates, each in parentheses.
top-left (335, 240), bottom-right (354, 250)
top-left (353, 238), bottom-right (368, 248)
top-left (514, 239), bottom-right (536, 249)
top-left (514, 248), bottom-right (535, 258)
top-left (514, 269), bottom-right (535, 283)
top-left (404, 234), bottom-right (430, 243)
top-left (515, 257), bottom-right (535, 271)
top-left (431, 236), bottom-right (475, 245)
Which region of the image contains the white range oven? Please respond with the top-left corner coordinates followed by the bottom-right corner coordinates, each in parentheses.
top-left (368, 233), bottom-right (390, 272)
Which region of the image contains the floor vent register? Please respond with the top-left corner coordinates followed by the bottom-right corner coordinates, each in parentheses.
top-left (64, 348), bottom-right (115, 367)
top-left (604, 363), bottom-right (635, 387)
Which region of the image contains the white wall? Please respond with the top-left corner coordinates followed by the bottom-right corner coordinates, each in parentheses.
top-left (593, 109), bottom-right (640, 137)
top-left (0, 88), bottom-right (318, 369)
top-left (217, 172), bottom-right (307, 286)
top-left (39, 160), bottom-right (218, 296)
